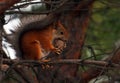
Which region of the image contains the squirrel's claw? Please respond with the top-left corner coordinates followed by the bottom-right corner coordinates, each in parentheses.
top-left (54, 48), bottom-right (62, 55)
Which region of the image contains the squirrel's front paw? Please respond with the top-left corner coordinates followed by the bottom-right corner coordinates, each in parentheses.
top-left (54, 48), bottom-right (62, 55)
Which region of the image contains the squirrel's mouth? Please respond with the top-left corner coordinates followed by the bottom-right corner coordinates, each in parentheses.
top-left (54, 38), bottom-right (67, 43)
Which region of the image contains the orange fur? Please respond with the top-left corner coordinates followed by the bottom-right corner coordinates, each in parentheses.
top-left (21, 21), bottom-right (68, 60)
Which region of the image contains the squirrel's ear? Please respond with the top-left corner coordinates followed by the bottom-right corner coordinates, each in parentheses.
top-left (57, 20), bottom-right (63, 27)
top-left (58, 20), bottom-right (61, 24)
top-left (53, 20), bottom-right (62, 29)
top-left (53, 21), bottom-right (58, 29)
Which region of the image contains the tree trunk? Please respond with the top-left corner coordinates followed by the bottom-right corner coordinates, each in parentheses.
top-left (38, 0), bottom-right (95, 83)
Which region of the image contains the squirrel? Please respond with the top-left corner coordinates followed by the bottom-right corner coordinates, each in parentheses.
top-left (8, 14), bottom-right (69, 60)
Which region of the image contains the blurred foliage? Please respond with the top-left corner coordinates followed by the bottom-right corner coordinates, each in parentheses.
top-left (83, 0), bottom-right (120, 59)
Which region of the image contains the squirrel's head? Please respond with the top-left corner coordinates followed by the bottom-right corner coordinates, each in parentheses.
top-left (53, 21), bottom-right (69, 42)
top-left (52, 21), bottom-right (69, 50)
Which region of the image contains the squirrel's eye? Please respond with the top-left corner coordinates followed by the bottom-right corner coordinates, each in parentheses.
top-left (60, 32), bottom-right (64, 35)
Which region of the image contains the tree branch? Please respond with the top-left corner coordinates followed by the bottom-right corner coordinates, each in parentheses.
top-left (1, 58), bottom-right (120, 68)
top-left (80, 47), bottom-right (120, 83)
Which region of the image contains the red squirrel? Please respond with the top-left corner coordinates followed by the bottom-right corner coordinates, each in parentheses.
top-left (9, 14), bottom-right (69, 60)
